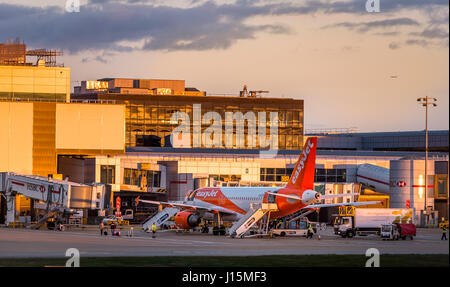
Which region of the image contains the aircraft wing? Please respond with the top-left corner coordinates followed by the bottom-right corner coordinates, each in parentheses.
top-left (321, 193), bottom-right (359, 199)
top-left (267, 192), bottom-right (359, 201)
top-left (138, 199), bottom-right (237, 215)
top-left (302, 201), bottom-right (381, 209)
top-left (139, 199), bottom-right (207, 210)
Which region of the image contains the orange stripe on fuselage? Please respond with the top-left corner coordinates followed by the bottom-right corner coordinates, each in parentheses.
top-left (194, 187), bottom-right (247, 215)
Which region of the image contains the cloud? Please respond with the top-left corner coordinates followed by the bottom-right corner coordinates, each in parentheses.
top-left (1, 1), bottom-right (309, 53)
top-left (405, 39), bottom-right (430, 47)
top-left (322, 18), bottom-right (420, 33)
top-left (376, 31), bottom-right (400, 37)
top-left (0, 0), bottom-right (448, 53)
top-left (82, 55), bottom-right (109, 64)
top-left (410, 27), bottom-right (449, 39)
top-left (388, 42), bottom-right (401, 50)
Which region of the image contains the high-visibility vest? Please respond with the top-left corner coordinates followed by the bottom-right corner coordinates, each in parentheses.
top-left (307, 224), bottom-right (312, 231)
top-left (443, 228), bottom-right (447, 234)
top-left (152, 224), bottom-right (157, 231)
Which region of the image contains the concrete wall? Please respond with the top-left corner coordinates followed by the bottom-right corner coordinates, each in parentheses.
top-left (56, 103), bottom-right (125, 152)
top-left (0, 102), bottom-right (33, 174)
top-left (0, 65), bottom-right (70, 102)
top-left (0, 101), bottom-right (125, 176)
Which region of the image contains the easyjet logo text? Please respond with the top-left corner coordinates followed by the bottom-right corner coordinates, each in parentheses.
top-left (196, 190), bottom-right (219, 198)
top-left (292, 140), bottom-right (314, 184)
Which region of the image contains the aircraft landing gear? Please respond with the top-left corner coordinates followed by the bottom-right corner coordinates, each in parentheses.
top-left (212, 213), bottom-right (227, 235)
top-left (212, 226), bottom-right (226, 236)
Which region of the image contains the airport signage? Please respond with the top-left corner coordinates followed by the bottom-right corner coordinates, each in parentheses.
top-left (26, 182), bottom-right (45, 193)
top-left (156, 88), bottom-right (172, 95)
top-left (85, 81), bottom-right (108, 90)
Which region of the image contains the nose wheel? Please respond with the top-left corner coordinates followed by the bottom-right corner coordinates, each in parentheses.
top-left (212, 226), bottom-right (226, 236)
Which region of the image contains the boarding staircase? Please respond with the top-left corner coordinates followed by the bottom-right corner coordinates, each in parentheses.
top-left (30, 206), bottom-right (61, 230)
top-left (143, 207), bottom-right (179, 232)
top-left (229, 203), bottom-right (278, 238)
top-left (283, 209), bottom-right (315, 223)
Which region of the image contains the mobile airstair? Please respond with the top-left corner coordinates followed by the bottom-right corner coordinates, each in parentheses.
top-left (283, 208), bottom-right (315, 223)
top-left (228, 203), bottom-right (278, 238)
top-left (142, 207), bottom-right (179, 232)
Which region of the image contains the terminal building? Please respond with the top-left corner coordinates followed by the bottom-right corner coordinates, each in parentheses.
top-left (0, 41), bottom-right (126, 224)
top-left (309, 130), bottom-right (449, 152)
top-left (72, 79), bottom-right (304, 150)
top-left (0, 40), bottom-right (70, 102)
top-left (0, 40), bottom-right (448, 226)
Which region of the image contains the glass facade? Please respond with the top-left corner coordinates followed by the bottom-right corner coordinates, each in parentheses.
top-left (209, 174), bottom-right (242, 182)
top-left (125, 102), bottom-right (303, 149)
top-left (72, 93), bottom-right (304, 150)
top-left (260, 168), bottom-right (293, 182)
top-left (314, 168), bottom-right (347, 183)
top-left (100, 165), bottom-right (115, 184)
top-left (260, 168), bottom-right (347, 183)
top-left (123, 168), bottom-right (161, 188)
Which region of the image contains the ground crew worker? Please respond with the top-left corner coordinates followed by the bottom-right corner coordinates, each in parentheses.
top-left (307, 223), bottom-right (313, 239)
top-left (276, 220), bottom-right (283, 229)
top-left (111, 221), bottom-right (116, 236)
top-left (128, 226), bottom-right (134, 237)
top-left (99, 221), bottom-right (105, 236)
top-left (441, 226), bottom-right (447, 240)
top-left (151, 222), bottom-right (157, 238)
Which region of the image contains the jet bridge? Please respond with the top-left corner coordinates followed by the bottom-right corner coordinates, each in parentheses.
top-left (0, 172), bottom-right (104, 227)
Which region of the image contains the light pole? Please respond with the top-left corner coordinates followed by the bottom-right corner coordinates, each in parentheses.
top-left (417, 97), bottom-right (437, 223)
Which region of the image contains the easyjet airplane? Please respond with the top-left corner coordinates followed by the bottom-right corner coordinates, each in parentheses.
top-left (138, 137), bottom-right (378, 231)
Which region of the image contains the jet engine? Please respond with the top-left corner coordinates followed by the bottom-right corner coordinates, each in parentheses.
top-left (301, 189), bottom-right (321, 205)
top-left (174, 211), bottom-right (200, 229)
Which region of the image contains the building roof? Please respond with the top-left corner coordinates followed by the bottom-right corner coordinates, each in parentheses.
top-left (125, 146), bottom-right (448, 159)
top-left (306, 130), bottom-right (448, 137)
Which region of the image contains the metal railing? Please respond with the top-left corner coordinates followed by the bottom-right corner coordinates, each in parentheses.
top-left (0, 97), bottom-right (118, 104)
top-left (305, 127), bottom-right (359, 135)
top-left (0, 97), bottom-right (66, 103)
top-left (70, 99), bottom-right (118, 104)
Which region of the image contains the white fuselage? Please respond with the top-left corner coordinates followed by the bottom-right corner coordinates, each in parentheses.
top-left (186, 186), bottom-right (282, 220)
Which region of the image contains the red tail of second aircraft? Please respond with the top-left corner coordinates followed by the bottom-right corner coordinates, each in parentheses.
top-left (286, 137), bottom-right (317, 191)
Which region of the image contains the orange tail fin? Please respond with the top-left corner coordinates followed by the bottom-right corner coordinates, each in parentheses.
top-left (286, 137), bottom-right (317, 190)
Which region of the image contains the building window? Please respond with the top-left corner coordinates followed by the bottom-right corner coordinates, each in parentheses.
top-left (260, 168), bottom-right (292, 182)
top-left (314, 168), bottom-right (347, 183)
top-left (209, 174), bottom-right (242, 182)
top-left (260, 167), bottom-right (348, 183)
top-left (100, 165), bottom-right (115, 184)
top-left (436, 177), bottom-right (448, 198)
top-left (123, 168), bottom-right (162, 188)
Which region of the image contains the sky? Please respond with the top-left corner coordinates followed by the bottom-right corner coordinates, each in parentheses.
top-left (1, 0), bottom-right (448, 132)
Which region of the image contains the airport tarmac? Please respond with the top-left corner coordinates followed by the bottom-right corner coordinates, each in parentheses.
top-left (0, 227), bottom-right (448, 258)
